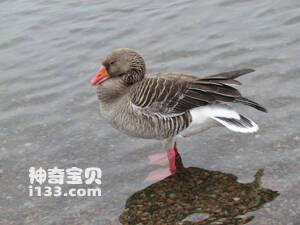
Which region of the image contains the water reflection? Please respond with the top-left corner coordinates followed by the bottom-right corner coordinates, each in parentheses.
top-left (119, 154), bottom-right (279, 224)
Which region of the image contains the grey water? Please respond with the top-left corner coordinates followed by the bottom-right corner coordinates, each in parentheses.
top-left (1, 0), bottom-right (300, 224)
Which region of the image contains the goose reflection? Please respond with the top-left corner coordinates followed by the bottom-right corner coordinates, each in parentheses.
top-left (119, 153), bottom-right (279, 225)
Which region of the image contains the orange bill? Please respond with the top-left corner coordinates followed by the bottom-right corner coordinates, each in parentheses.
top-left (91, 65), bottom-right (111, 85)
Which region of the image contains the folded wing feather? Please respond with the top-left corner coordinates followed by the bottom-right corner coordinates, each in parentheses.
top-left (130, 69), bottom-right (266, 116)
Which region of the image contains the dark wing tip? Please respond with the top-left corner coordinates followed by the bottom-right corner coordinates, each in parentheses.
top-left (238, 68), bottom-right (255, 75)
top-left (235, 97), bottom-right (268, 113)
top-left (255, 104), bottom-right (268, 113)
top-left (225, 68), bottom-right (256, 78)
top-left (204, 68), bottom-right (256, 80)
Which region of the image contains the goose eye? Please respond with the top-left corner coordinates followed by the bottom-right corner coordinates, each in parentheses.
top-left (110, 61), bottom-right (116, 65)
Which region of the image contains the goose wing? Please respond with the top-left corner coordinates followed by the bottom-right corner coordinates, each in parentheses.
top-left (129, 69), bottom-right (266, 116)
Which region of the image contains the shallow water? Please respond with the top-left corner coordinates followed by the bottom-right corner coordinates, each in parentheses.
top-left (1, 0), bottom-right (300, 224)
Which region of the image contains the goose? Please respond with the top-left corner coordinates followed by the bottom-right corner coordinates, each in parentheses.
top-left (91, 48), bottom-right (266, 176)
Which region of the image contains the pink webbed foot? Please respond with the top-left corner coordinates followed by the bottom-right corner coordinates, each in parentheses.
top-left (146, 142), bottom-right (183, 182)
top-left (146, 152), bottom-right (170, 181)
top-left (148, 153), bottom-right (169, 166)
top-left (145, 167), bottom-right (170, 182)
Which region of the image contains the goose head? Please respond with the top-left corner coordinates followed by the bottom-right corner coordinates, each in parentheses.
top-left (91, 48), bottom-right (146, 86)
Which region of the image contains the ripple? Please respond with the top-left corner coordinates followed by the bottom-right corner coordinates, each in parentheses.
top-left (284, 15), bottom-right (300, 25)
top-left (1, 0), bottom-right (300, 224)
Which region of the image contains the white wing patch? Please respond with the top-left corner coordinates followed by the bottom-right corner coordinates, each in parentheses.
top-left (183, 105), bottom-right (259, 136)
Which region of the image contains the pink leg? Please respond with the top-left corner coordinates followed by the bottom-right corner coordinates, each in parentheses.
top-left (167, 142), bottom-right (178, 175)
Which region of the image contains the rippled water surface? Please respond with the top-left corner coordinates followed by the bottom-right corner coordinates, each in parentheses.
top-left (1, 0), bottom-right (300, 224)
